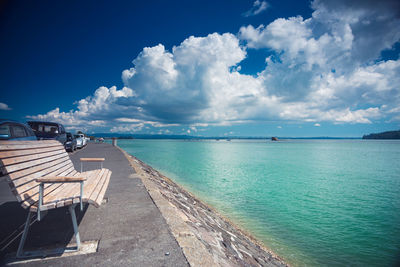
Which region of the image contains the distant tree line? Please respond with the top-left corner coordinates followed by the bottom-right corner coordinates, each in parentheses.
top-left (362, 130), bottom-right (400, 139)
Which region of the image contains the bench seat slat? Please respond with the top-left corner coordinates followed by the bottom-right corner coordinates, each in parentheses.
top-left (0, 140), bottom-right (61, 145)
top-left (21, 183), bottom-right (64, 209)
top-left (40, 170), bottom-right (98, 206)
top-left (19, 164), bottom-right (77, 206)
top-left (34, 168), bottom-right (83, 205)
top-left (0, 147), bottom-right (64, 162)
top-left (83, 169), bottom-right (106, 202)
top-left (6, 157), bottom-right (71, 182)
top-left (0, 146), bottom-right (66, 160)
top-left (1, 149), bottom-right (68, 166)
top-left (41, 172), bottom-right (93, 206)
top-left (11, 160), bottom-right (73, 189)
top-left (54, 173), bottom-right (83, 208)
top-left (26, 172), bottom-right (85, 211)
top-left (5, 153), bottom-right (69, 174)
top-left (29, 169), bottom-right (103, 211)
top-left (87, 169), bottom-right (109, 207)
top-left (10, 162), bottom-right (73, 199)
top-left (93, 169), bottom-right (111, 206)
top-left (12, 164), bottom-right (75, 202)
top-left (0, 141), bottom-right (63, 150)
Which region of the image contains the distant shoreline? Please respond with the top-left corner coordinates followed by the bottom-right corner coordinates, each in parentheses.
top-left (97, 134), bottom-right (363, 140)
top-left (362, 130), bottom-right (400, 140)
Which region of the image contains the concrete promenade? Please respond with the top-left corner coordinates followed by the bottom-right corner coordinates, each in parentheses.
top-left (0, 143), bottom-right (188, 266)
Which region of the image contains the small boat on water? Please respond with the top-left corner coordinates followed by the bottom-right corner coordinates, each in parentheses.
top-left (271, 137), bottom-right (278, 141)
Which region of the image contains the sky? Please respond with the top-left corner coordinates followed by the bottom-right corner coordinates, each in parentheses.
top-left (1, 0), bottom-right (399, 137)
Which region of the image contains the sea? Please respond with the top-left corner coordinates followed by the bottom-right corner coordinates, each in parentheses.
top-left (116, 139), bottom-right (400, 266)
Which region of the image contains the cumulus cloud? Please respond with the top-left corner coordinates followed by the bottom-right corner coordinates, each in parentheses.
top-left (28, 86), bottom-right (135, 132)
top-left (0, 102), bottom-right (12, 110)
top-left (29, 0), bottom-right (400, 132)
top-left (243, 0), bottom-right (269, 17)
top-left (122, 33), bottom-right (248, 123)
top-left (238, 0), bottom-right (400, 122)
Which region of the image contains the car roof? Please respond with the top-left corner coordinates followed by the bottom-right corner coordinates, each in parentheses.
top-left (0, 119), bottom-right (17, 123)
top-left (27, 121), bottom-right (61, 126)
top-left (0, 119), bottom-right (35, 135)
top-left (0, 119), bottom-right (29, 125)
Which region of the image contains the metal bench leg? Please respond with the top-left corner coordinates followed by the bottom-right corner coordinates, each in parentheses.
top-left (16, 212), bottom-right (33, 258)
top-left (69, 204), bottom-right (81, 249)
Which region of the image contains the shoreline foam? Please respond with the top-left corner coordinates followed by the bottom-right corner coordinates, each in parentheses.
top-left (118, 146), bottom-right (288, 267)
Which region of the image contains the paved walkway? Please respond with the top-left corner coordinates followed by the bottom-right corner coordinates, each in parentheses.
top-left (0, 143), bottom-right (188, 266)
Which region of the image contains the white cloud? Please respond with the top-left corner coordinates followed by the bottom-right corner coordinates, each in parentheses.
top-left (27, 86), bottom-right (135, 132)
top-left (29, 0), bottom-right (400, 133)
top-left (243, 0), bottom-right (269, 17)
top-left (237, 0), bottom-right (400, 124)
top-left (191, 123), bottom-right (209, 127)
top-left (311, 0), bottom-right (400, 63)
top-left (0, 102), bottom-right (12, 110)
top-left (314, 123), bottom-right (321, 127)
top-left (122, 33), bottom-right (248, 123)
top-left (110, 123), bottom-right (145, 133)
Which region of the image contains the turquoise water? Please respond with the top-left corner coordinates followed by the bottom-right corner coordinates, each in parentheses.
top-left (117, 139), bottom-right (400, 266)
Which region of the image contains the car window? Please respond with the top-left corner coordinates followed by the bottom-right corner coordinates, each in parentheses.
top-left (0, 124), bottom-right (11, 139)
top-left (33, 124), bottom-right (59, 133)
top-left (12, 125), bottom-right (28, 138)
top-left (60, 125), bottom-right (65, 134)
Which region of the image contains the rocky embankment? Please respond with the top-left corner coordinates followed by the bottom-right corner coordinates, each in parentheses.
top-left (120, 148), bottom-right (288, 267)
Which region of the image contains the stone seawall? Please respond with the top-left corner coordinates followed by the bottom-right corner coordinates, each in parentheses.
top-left (119, 147), bottom-right (288, 267)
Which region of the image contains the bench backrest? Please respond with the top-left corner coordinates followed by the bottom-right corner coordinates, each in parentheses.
top-left (0, 140), bottom-right (76, 209)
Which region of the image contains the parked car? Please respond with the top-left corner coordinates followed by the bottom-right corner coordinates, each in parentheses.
top-left (74, 134), bottom-right (84, 149)
top-left (65, 132), bottom-right (77, 152)
top-left (27, 121), bottom-right (67, 147)
top-left (0, 120), bottom-right (37, 140)
top-left (76, 133), bottom-right (87, 147)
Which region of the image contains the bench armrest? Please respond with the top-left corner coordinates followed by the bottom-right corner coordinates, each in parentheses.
top-left (36, 176), bottom-right (86, 183)
top-left (80, 158), bottom-right (105, 162)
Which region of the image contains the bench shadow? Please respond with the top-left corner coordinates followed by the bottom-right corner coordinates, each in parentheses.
top-left (0, 201), bottom-right (88, 262)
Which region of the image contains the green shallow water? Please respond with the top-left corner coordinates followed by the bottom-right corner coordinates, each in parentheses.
top-left (116, 139), bottom-right (400, 266)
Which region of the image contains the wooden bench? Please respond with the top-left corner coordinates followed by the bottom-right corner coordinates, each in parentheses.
top-left (0, 140), bottom-right (112, 258)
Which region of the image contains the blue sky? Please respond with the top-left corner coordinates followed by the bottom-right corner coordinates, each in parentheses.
top-left (1, 0), bottom-right (399, 137)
